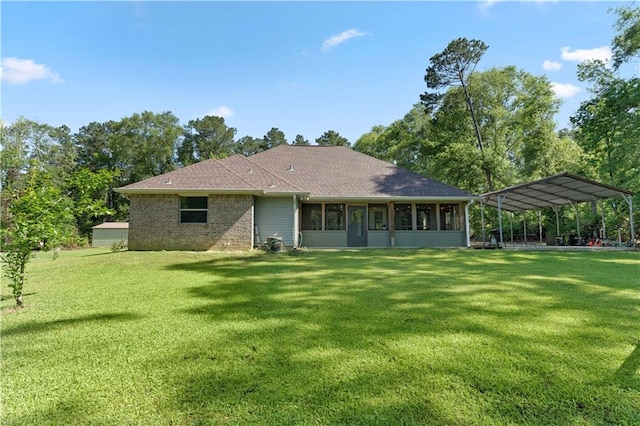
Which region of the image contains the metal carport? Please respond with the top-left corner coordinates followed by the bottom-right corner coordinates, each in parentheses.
top-left (480, 173), bottom-right (635, 247)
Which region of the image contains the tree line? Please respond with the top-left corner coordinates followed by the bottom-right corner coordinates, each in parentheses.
top-left (1, 113), bottom-right (351, 240)
top-left (354, 5), bottom-right (638, 241)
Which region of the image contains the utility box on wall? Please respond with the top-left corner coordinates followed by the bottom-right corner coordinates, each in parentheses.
top-left (92, 222), bottom-right (129, 248)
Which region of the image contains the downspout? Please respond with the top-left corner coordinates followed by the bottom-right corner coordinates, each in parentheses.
top-left (509, 212), bottom-right (514, 245)
top-left (480, 200), bottom-right (486, 248)
top-left (388, 202), bottom-right (395, 247)
top-left (497, 193), bottom-right (506, 247)
top-left (621, 193), bottom-right (635, 246)
top-left (465, 200), bottom-right (475, 248)
top-left (549, 204), bottom-right (560, 237)
top-left (251, 197), bottom-right (256, 249)
top-left (523, 211), bottom-right (527, 246)
top-left (538, 210), bottom-right (543, 245)
top-left (569, 200), bottom-right (580, 238)
top-left (599, 199), bottom-right (606, 239)
top-left (293, 194), bottom-right (299, 248)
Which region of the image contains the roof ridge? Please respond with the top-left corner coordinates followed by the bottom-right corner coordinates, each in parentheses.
top-left (215, 157), bottom-right (262, 191)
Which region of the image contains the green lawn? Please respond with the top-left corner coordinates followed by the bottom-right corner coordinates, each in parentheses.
top-left (1, 248), bottom-right (639, 425)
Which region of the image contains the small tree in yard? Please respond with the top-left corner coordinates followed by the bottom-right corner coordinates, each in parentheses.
top-left (1, 169), bottom-right (74, 307)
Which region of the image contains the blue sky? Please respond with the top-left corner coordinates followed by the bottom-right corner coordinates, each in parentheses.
top-left (1, 1), bottom-right (631, 144)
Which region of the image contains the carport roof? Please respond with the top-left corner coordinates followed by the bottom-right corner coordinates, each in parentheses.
top-left (480, 173), bottom-right (634, 212)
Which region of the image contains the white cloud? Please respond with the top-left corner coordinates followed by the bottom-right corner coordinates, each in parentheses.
top-left (321, 29), bottom-right (367, 52)
top-left (1, 57), bottom-right (61, 85)
top-left (478, 0), bottom-right (501, 11)
top-left (479, 0), bottom-right (557, 12)
top-left (542, 60), bottom-right (562, 71)
top-left (204, 106), bottom-right (234, 118)
top-left (551, 82), bottom-right (580, 98)
top-left (132, 1), bottom-right (145, 18)
top-left (560, 46), bottom-right (611, 63)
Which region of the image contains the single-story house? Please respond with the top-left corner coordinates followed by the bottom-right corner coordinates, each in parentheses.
top-left (116, 145), bottom-right (477, 250)
top-left (91, 222), bottom-right (129, 247)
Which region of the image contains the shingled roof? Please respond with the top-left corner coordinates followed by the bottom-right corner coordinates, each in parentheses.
top-left (117, 145), bottom-right (475, 200)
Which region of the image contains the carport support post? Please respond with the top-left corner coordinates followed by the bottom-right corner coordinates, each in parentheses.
top-left (523, 212), bottom-right (527, 246)
top-left (538, 210), bottom-right (543, 245)
top-left (599, 199), bottom-right (606, 239)
top-left (550, 204), bottom-right (560, 238)
top-left (509, 212), bottom-right (514, 244)
top-left (480, 200), bottom-right (486, 247)
top-left (569, 201), bottom-right (580, 238)
top-left (621, 194), bottom-right (635, 244)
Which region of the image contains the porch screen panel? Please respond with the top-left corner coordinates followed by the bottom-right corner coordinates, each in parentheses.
top-left (368, 204), bottom-right (388, 230)
top-left (394, 204), bottom-right (412, 231)
top-left (301, 203), bottom-right (322, 230)
top-left (439, 204), bottom-right (461, 230)
top-left (417, 204), bottom-right (436, 230)
top-left (325, 204), bottom-right (346, 230)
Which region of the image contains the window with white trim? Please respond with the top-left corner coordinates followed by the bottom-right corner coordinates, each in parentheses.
top-left (180, 196), bottom-right (208, 223)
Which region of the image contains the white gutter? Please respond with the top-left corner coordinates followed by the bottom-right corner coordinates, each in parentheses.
top-left (307, 196), bottom-right (480, 203)
top-left (116, 188), bottom-right (309, 197)
top-left (115, 188), bottom-right (267, 196)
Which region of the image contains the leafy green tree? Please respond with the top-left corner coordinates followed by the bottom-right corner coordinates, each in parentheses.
top-left (0, 117), bottom-right (30, 193)
top-left (67, 168), bottom-right (120, 236)
top-left (73, 120), bottom-right (131, 222)
top-left (354, 105), bottom-right (436, 174)
top-left (572, 61), bottom-right (639, 191)
top-left (73, 112), bottom-right (181, 221)
top-left (428, 67), bottom-right (567, 193)
top-left (262, 127), bottom-right (288, 150)
top-left (74, 121), bottom-right (119, 172)
top-left (178, 115), bottom-right (237, 165)
top-left (2, 118), bottom-right (77, 243)
top-left (293, 134), bottom-right (310, 145)
top-left (1, 169), bottom-right (75, 307)
top-left (40, 124), bottom-right (76, 183)
top-left (421, 38), bottom-right (493, 190)
top-left (354, 125), bottom-right (387, 158)
top-left (115, 111), bottom-right (182, 182)
top-left (1, 118), bottom-right (76, 189)
top-left (315, 130), bottom-right (350, 147)
top-left (612, 4), bottom-right (640, 69)
top-left (571, 4), bottom-right (639, 194)
top-left (235, 136), bottom-right (262, 157)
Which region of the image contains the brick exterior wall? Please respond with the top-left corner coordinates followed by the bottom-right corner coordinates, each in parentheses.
top-left (128, 194), bottom-right (254, 250)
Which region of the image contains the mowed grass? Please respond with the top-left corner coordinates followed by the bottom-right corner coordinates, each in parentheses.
top-left (1, 248), bottom-right (639, 425)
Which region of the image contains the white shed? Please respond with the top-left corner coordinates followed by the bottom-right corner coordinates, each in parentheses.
top-left (92, 222), bottom-right (129, 247)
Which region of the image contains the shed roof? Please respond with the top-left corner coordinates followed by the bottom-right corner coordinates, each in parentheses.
top-left (92, 222), bottom-right (129, 229)
top-left (480, 173), bottom-right (634, 212)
